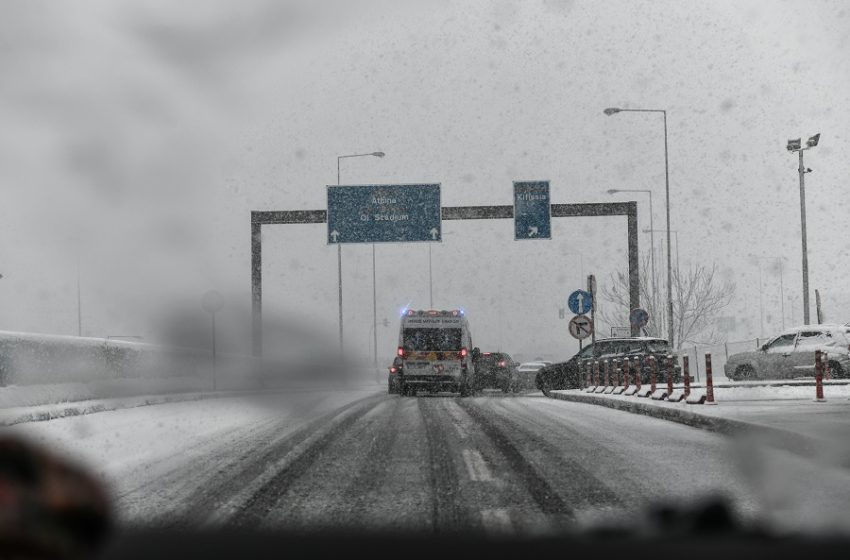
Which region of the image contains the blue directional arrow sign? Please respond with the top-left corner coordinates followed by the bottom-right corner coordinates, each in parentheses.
top-left (514, 181), bottom-right (551, 240)
top-left (568, 290), bottom-right (593, 315)
top-left (327, 184), bottom-right (441, 244)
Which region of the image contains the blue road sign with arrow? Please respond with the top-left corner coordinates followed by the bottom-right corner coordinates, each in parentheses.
top-left (514, 181), bottom-right (551, 240)
top-left (327, 184), bottom-right (441, 244)
top-left (568, 290), bottom-right (593, 315)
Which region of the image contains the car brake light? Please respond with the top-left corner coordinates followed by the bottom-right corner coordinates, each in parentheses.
top-left (390, 367), bottom-right (397, 374)
top-left (499, 360), bottom-right (506, 367)
top-left (397, 347), bottom-right (404, 358)
top-left (459, 347), bottom-right (468, 359)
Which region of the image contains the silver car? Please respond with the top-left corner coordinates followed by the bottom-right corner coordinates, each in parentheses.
top-left (725, 324), bottom-right (850, 380)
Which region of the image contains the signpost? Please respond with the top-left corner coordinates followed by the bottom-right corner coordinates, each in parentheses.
top-left (569, 315), bottom-right (593, 340)
top-left (587, 274), bottom-right (597, 345)
top-left (327, 184), bottom-right (441, 244)
top-left (514, 181), bottom-right (551, 240)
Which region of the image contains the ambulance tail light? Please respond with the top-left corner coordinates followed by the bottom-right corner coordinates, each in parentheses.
top-left (499, 360), bottom-right (507, 367)
top-left (459, 347), bottom-right (468, 359)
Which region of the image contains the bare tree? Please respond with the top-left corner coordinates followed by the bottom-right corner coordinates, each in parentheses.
top-left (599, 253), bottom-right (735, 347)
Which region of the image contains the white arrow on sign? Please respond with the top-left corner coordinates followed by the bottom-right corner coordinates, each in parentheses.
top-left (330, 230), bottom-right (340, 242)
top-left (528, 226), bottom-right (538, 237)
top-left (576, 293), bottom-right (585, 312)
top-left (430, 228), bottom-right (439, 240)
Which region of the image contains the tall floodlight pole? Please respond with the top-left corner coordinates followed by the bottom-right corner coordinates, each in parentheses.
top-left (336, 151), bottom-right (385, 363)
top-left (604, 107), bottom-right (674, 348)
top-left (786, 134), bottom-right (819, 325)
top-left (608, 188), bottom-right (656, 320)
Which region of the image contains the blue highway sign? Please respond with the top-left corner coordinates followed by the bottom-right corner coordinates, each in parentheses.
top-left (327, 184), bottom-right (441, 244)
top-left (514, 181), bottom-right (551, 240)
top-left (568, 290), bottom-right (593, 315)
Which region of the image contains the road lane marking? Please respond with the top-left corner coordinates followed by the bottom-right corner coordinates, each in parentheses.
top-left (480, 508), bottom-right (514, 534)
top-left (462, 449), bottom-right (493, 482)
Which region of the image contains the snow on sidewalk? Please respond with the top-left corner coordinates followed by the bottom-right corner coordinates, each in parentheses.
top-left (551, 384), bottom-right (850, 465)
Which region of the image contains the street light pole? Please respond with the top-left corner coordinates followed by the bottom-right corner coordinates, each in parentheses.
top-left (336, 151), bottom-right (385, 363)
top-left (786, 134), bottom-right (819, 325)
top-left (604, 107), bottom-right (674, 348)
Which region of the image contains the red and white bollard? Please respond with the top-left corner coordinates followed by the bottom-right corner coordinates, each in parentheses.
top-left (634, 357), bottom-right (642, 390)
top-left (666, 355), bottom-right (674, 396)
top-left (615, 359), bottom-right (622, 387)
top-left (604, 359), bottom-right (610, 387)
top-left (585, 360), bottom-right (593, 390)
top-left (705, 353), bottom-right (716, 405)
top-left (649, 356), bottom-right (657, 393)
top-left (593, 360), bottom-right (600, 387)
top-left (815, 350), bottom-right (826, 402)
top-left (623, 358), bottom-right (631, 387)
top-left (683, 356), bottom-right (691, 397)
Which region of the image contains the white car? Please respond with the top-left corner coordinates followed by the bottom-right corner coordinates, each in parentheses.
top-left (725, 324), bottom-right (850, 380)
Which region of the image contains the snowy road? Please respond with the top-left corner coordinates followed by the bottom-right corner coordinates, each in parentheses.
top-left (10, 389), bottom-right (850, 535)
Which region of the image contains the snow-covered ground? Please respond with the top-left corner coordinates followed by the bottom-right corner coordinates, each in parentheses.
top-left (6, 387), bottom-right (382, 524)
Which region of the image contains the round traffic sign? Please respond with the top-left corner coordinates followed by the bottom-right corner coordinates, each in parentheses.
top-left (629, 308), bottom-right (649, 328)
top-left (568, 290), bottom-right (593, 315)
top-left (568, 314), bottom-right (593, 340)
top-left (202, 290), bottom-right (225, 313)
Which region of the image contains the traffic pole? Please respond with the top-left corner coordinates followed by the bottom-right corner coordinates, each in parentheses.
top-left (815, 350), bottom-right (826, 402)
top-left (705, 353), bottom-right (716, 405)
top-left (683, 355), bottom-right (691, 397)
top-left (650, 356), bottom-right (657, 393)
top-left (666, 355), bottom-right (674, 396)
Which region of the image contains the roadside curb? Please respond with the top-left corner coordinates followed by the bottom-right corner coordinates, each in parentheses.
top-left (0, 391), bottom-right (242, 427)
top-left (547, 391), bottom-right (824, 460)
top-left (1, 382), bottom-right (385, 427)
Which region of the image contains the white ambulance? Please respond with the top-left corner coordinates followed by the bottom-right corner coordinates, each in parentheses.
top-left (393, 309), bottom-right (478, 396)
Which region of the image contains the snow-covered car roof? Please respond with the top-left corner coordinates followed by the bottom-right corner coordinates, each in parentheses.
top-left (518, 361), bottom-right (546, 369)
top-left (773, 324), bottom-right (850, 338)
top-left (593, 337), bottom-right (669, 343)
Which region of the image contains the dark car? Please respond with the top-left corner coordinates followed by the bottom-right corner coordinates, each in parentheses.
top-left (535, 337), bottom-right (682, 395)
top-left (387, 357), bottom-right (404, 394)
top-left (474, 352), bottom-right (518, 392)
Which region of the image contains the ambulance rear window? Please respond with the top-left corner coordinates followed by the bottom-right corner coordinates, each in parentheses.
top-left (402, 328), bottom-right (463, 351)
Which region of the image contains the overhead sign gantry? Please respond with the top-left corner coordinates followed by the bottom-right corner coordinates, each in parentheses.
top-left (251, 196), bottom-right (640, 356)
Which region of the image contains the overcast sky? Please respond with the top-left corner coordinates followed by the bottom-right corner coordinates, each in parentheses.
top-left (1, 0), bottom-right (848, 361)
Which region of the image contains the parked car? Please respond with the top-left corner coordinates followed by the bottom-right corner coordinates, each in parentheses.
top-left (475, 352), bottom-right (518, 392)
top-left (725, 324), bottom-right (850, 380)
top-left (535, 337), bottom-right (681, 395)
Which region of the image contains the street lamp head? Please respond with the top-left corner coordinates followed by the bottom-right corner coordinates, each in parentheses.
top-left (603, 107), bottom-right (621, 116)
top-left (371, 152), bottom-right (386, 158)
top-left (606, 189), bottom-right (621, 195)
top-left (786, 138), bottom-right (801, 151)
top-left (806, 133), bottom-right (820, 148)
